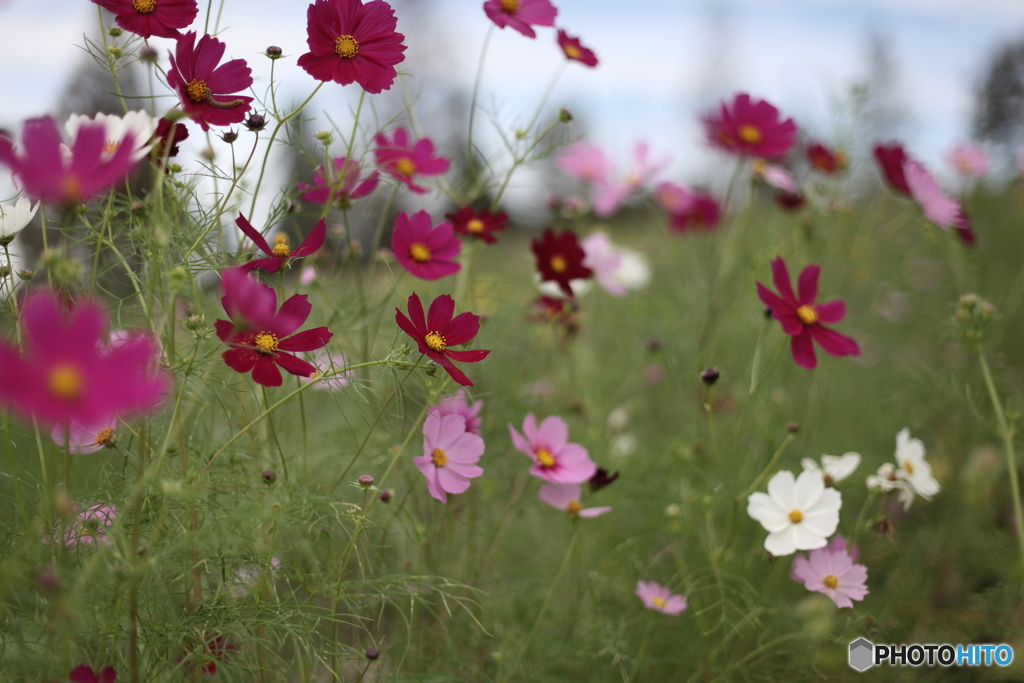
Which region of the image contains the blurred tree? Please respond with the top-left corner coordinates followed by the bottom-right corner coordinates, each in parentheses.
top-left (972, 39), bottom-right (1024, 153)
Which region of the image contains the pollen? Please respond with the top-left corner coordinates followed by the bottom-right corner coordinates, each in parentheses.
top-left (652, 596), bottom-right (666, 608)
top-left (185, 79), bottom-right (209, 104)
top-left (424, 331), bottom-right (446, 352)
top-left (500, 0), bottom-right (520, 12)
top-left (94, 428), bottom-right (115, 446)
top-left (796, 305), bottom-right (818, 325)
top-left (562, 44), bottom-right (582, 60)
top-left (738, 124), bottom-right (762, 145)
top-left (466, 219), bottom-right (485, 234)
top-left (550, 255), bottom-right (568, 273)
top-left (431, 447), bottom-right (448, 467)
top-left (272, 234), bottom-right (290, 258)
top-left (903, 460), bottom-right (914, 475)
top-left (48, 364), bottom-right (84, 401)
top-left (103, 140), bottom-right (120, 155)
top-left (132, 0), bottom-right (156, 12)
top-left (394, 158), bottom-right (416, 177)
top-left (566, 500), bottom-right (582, 514)
top-left (334, 35), bottom-right (359, 59)
top-left (535, 448), bottom-right (556, 468)
top-left (253, 332), bottom-right (279, 354)
top-left (823, 574), bottom-right (839, 589)
top-left (788, 509), bottom-right (803, 524)
top-left (409, 242), bottom-right (432, 262)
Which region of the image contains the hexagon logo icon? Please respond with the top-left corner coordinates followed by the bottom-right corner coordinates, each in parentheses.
top-left (849, 638), bottom-right (874, 672)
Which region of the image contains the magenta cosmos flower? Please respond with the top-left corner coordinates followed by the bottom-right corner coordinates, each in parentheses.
top-left (396, 293), bottom-right (489, 387)
top-left (704, 93), bottom-right (797, 159)
top-left (509, 414), bottom-right (596, 484)
top-left (297, 0), bottom-right (406, 93)
top-left (557, 29), bottom-right (597, 67)
top-left (655, 181), bottom-right (720, 234)
top-left (167, 32), bottom-right (253, 131)
top-left (215, 268), bottom-right (333, 387)
top-left (297, 156), bottom-right (379, 208)
top-left (414, 412), bottom-right (485, 503)
top-left (0, 117), bottom-right (139, 206)
top-left (791, 535), bottom-right (868, 609)
top-left (635, 580), bottom-right (687, 615)
top-left (538, 482), bottom-right (611, 517)
top-left (873, 142), bottom-right (911, 196)
top-left (374, 128), bottom-right (450, 193)
top-left (391, 210), bottom-right (461, 280)
top-left (806, 142), bottom-right (846, 175)
top-left (51, 417), bottom-right (118, 455)
top-left (756, 256), bottom-right (859, 370)
top-left (483, 0), bottom-right (557, 39)
top-left (90, 0), bottom-right (198, 39)
top-left (47, 664), bottom-right (117, 683)
top-left (428, 388), bottom-right (483, 435)
top-left (0, 292), bottom-right (167, 427)
top-left (235, 214), bottom-right (326, 274)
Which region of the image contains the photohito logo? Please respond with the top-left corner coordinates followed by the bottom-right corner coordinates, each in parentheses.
top-left (848, 638), bottom-right (1013, 671)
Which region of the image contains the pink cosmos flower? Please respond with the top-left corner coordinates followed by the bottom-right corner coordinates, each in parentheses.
top-left (167, 32), bottom-right (254, 131)
top-left (790, 535), bottom-right (868, 609)
top-left (538, 482), bottom-right (611, 517)
top-left (0, 116), bottom-right (139, 206)
top-left (51, 418), bottom-right (118, 455)
top-left (395, 293), bottom-right (489, 387)
top-left (756, 256), bottom-right (860, 370)
top-left (483, 0), bottom-right (557, 39)
top-left (374, 128), bottom-right (450, 193)
top-left (50, 504), bottom-right (118, 548)
top-left (945, 141), bottom-right (989, 178)
top-left (592, 142), bottom-right (670, 217)
top-left (297, 0), bottom-right (407, 94)
top-left (414, 412), bottom-right (485, 503)
top-left (235, 214), bottom-right (326, 274)
top-left (556, 141), bottom-right (609, 184)
top-left (47, 664), bottom-right (117, 683)
top-left (509, 414), bottom-right (597, 484)
top-left (297, 157), bottom-right (379, 208)
top-left (391, 210), bottom-right (461, 280)
top-left (903, 159), bottom-right (959, 230)
top-left (704, 93), bottom-right (797, 159)
top-left (581, 231), bottom-right (650, 296)
top-left (301, 351), bottom-right (353, 391)
top-left (428, 388), bottom-right (483, 435)
top-left (90, 0), bottom-right (198, 39)
top-left (635, 580), bottom-right (687, 615)
top-left (215, 268), bottom-right (333, 387)
top-left (0, 292), bottom-right (167, 427)
top-left (751, 158), bottom-right (797, 193)
top-left (656, 182), bottom-right (720, 234)
top-left (557, 29), bottom-right (597, 67)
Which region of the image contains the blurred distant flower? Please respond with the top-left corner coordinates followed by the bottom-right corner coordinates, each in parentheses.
top-left (790, 535), bottom-right (868, 608)
top-left (751, 158), bottom-right (797, 192)
top-left (300, 265), bottom-right (318, 287)
top-left (428, 388), bottom-right (483, 436)
top-left (580, 231), bottom-right (650, 297)
top-left (150, 117), bottom-right (189, 168)
top-left (56, 504), bottom-right (118, 548)
top-left (297, 0), bottom-right (407, 94)
top-left (297, 157), bottom-right (379, 208)
top-left (302, 350), bottom-right (353, 391)
top-left (655, 182), bottom-right (720, 234)
top-left (556, 29), bottom-right (597, 67)
top-left (904, 159), bottom-right (959, 230)
top-left (49, 664), bottom-right (116, 683)
top-left (592, 141), bottom-right (671, 217)
top-left (635, 580), bottom-right (687, 615)
top-left (168, 32), bottom-right (253, 131)
top-left (801, 452), bottom-right (861, 487)
top-left (178, 634), bottom-right (236, 675)
top-left (538, 482), bottom-right (611, 517)
top-left (91, 0), bottom-right (198, 39)
top-left (945, 141), bottom-right (989, 177)
top-left (445, 206), bottom-right (509, 244)
top-left (65, 111), bottom-right (158, 163)
top-left (229, 557), bottom-right (280, 598)
top-left (892, 428), bottom-right (939, 502)
top-left (51, 417), bottom-right (117, 455)
top-left (509, 413), bottom-right (597, 484)
top-left (747, 469), bottom-right (842, 556)
top-left (556, 141), bottom-right (609, 184)
top-left (806, 142), bottom-right (846, 175)
top-left (866, 463), bottom-right (915, 511)
top-left (775, 189), bottom-right (805, 211)
top-left (235, 214), bottom-right (326, 274)
top-left (704, 93), bottom-right (796, 159)
top-left (0, 196), bottom-right (37, 240)
top-left (374, 128), bottom-right (450, 194)
top-left (483, 0), bottom-right (557, 39)
top-left (414, 412), bottom-right (484, 503)
top-left (873, 142), bottom-right (911, 196)
top-left (391, 210), bottom-right (461, 280)
top-left (395, 293), bottom-right (489, 387)
top-left (756, 256), bottom-right (860, 370)
top-left (531, 229), bottom-right (593, 298)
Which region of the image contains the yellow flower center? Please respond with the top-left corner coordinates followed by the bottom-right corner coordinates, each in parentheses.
top-left (466, 219), bottom-right (485, 234)
top-left (750, 158), bottom-right (768, 176)
top-left (652, 596), bottom-right (666, 608)
top-left (903, 460), bottom-right (914, 475)
top-left (133, 0), bottom-right (156, 12)
top-left (536, 448), bottom-right (556, 468)
top-left (550, 255), bottom-right (568, 273)
top-left (49, 365), bottom-right (83, 401)
top-left (424, 332), bottom-right (446, 352)
top-left (834, 151), bottom-right (848, 170)
top-left (563, 44), bottom-right (582, 59)
top-left (253, 332), bottom-right (279, 354)
top-left (94, 428), bottom-right (115, 446)
top-left (796, 305), bottom-right (818, 325)
top-left (823, 574), bottom-right (839, 590)
top-left (566, 500), bottom-right (582, 514)
top-left (103, 140), bottom-right (120, 155)
top-left (61, 177), bottom-right (82, 204)
top-left (394, 158), bottom-right (416, 177)
top-left (431, 447), bottom-right (448, 467)
top-left (788, 509), bottom-right (803, 524)
top-left (500, 0), bottom-right (520, 12)
top-left (185, 79), bottom-right (208, 104)
top-left (334, 35), bottom-right (359, 59)
top-left (738, 124), bottom-right (762, 145)
top-left (272, 233), bottom-right (290, 259)
top-left (409, 242), bottom-right (432, 262)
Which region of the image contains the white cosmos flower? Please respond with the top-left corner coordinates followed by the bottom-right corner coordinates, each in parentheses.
top-left (65, 111), bottom-right (158, 163)
top-left (894, 428), bottom-right (940, 499)
top-left (580, 231), bottom-right (651, 297)
top-left (0, 196), bottom-right (38, 239)
top-left (747, 469), bottom-right (842, 556)
top-left (866, 462), bottom-right (916, 511)
top-left (801, 452), bottom-right (861, 487)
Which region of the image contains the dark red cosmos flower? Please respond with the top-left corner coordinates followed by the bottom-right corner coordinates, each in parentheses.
top-left (90, 0), bottom-right (198, 39)
top-left (178, 635), bottom-right (236, 675)
top-left (655, 182), bottom-right (721, 234)
top-left (235, 214), bottom-right (326, 274)
top-left (703, 93), bottom-right (797, 159)
top-left (168, 32), bottom-right (253, 131)
top-left (45, 664), bottom-right (116, 683)
top-left (756, 256), bottom-right (860, 370)
top-left (297, 0), bottom-right (407, 94)
top-left (395, 293), bottom-right (489, 387)
top-left (149, 117), bottom-right (189, 169)
top-left (775, 189), bottom-right (805, 211)
top-left (806, 142), bottom-right (846, 175)
top-left (952, 210), bottom-right (976, 246)
top-left (557, 30), bottom-right (598, 67)
top-left (215, 268), bottom-right (332, 387)
top-left (445, 206), bottom-right (509, 244)
top-left (873, 143), bottom-right (911, 196)
top-left (531, 229), bottom-right (593, 297)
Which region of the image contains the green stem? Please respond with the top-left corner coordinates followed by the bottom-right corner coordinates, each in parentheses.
top-left (740, 433), bottom-right (796, 499)
top-left (625, 613), bottom-right (656, 683)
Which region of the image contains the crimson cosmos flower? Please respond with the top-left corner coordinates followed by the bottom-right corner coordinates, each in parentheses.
top-left (756, 256), bottom-right (860, 370)
top-left (395, 293), bottom-right (489, 387)
top-left (168, 32), bottom-right (253, 131)
top-left (374, 128), bottom-right (450, 194)
top-left (483, 0), bottom-right (557, 39)
top-left (806, 142), bottom-right (846, 175)
top-left (150, 117), bottom-right (189, 169)
top-left (90, 0), bottom-right (198, 39)
top-left (235, 214), bottom-right (326, 274)
top-left (45, 664), bottom-right (116, 683)
top-left (215, 268), bottom-right (333, 387)
top-left (297, 0), bottom-right (407, 94)
top-left (873, 142), bottom-right (911, 196)
top-left (703, 93), bottom-right (797, 159)
top-left (444, 206), bottom-right (509, 244)
top-left (531, 229), bottom-right (593, 297)
top-left (557, 29), bottom-right (598, 67)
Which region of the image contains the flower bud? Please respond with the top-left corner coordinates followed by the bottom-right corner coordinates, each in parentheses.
top-left (379, 489), bottom-right (392, 503)
top-left (108, 27), bottom-right (123, 37)
top-left (786, 422), bottom-right (799, 434)
top-left (130, 201), bottom-right (145, 214)
top-left (358, 474), bottom-right (375, 488)
top-left (365, 647), bottom-right (380, 661)
top-left (314, 130), bottom-right (334, 144)
top-left (0, 265), bottom-right (11, 278)
top-left (17, 269), bottom-right (35, 281)
top-left (700, 368), bottom-right (719, 385)
top-left (107, 45), bottom-right (122, 58)
top-left (245, 113), bottom-right (267, 132)
top-left (36, 566), bottom-right (60, 595)
top-left (559, 108), bottom-right (573, 123)
top-left (139, 46), bottom-right (159, 63)
top-left (266, 45), bottom-right (283, 59)
top-left (261, 470), bottom-right (277, 485)
top-left (646, 338), bottom-right (660, 352)
top-left (221, 129), bottom-right (239, 143)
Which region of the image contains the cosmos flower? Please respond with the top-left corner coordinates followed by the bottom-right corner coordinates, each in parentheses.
top-left (445, 206), bottom-right (509, 244)
top-left (50, 504), bottom-right (119, 548)
top-left (806, 142), bottom-right (846, 175)
top-left (592, 141), bottom-right (671, 217)
top-left (655, 182), bottom-right (720, 234)
top-left (790, 535), bottom-right (868, 609)
top-left (903, 159), bottom-right (960, 230)
top-left (374, 128), bottom-right (450, 194)
top-left (235, 214), bottom-right (326, 274)
top-left (635, 580), bottom-right (687, 615)
top-left (890, 428), bottom-right (939, 502)
top-left (90, 0), bottom-right (198, 39)
top-left (704, 93), bottom-right (797, 159)
top-left (755, 256), bottom-right (860, 370)
top-left (296, 0), bottom-right (407, 94)
top-left (945, 141), bottom-right (989, 178)
top-left (580, 231), bottom-right (650, 297)
top-left (747, 469), bottom-right (842, 556)
top-left (150, 117), bottom-right (189, 169)
top-left (395, 293), bottom-right (489, 387)
top-left (0, 196), bottom-right (37, 241)
top-left (297, 156), bottom-right (379, 208)
top-left (47, 664), bottom-right (117, 683)
top-left (51, 417), bottom-right (118, 455)
top-left (557, 29), bottom-right (597, 67)
top-left (801, 452), bottom-right (861, 487)
top-left (483, 0), bottom-right (557, 39)
top-left (390, 210), bottom-right (461, 280)
top-left (873, 143), bottom-right (911, 196)
top-left (65, 111), bottom-right (158, 163)
top-left (751, 158), bottom-right (798, 193)
top-left (531, 229), bottom-right (593, 298)
top-left (538, 482), bottom-right (611, 517)
top-left (301, 350), bottom-right (353, 391)
top-left (178, 634), bottom-right (236, 675)
top-left (865, 463), bottom-right (915, 511)
top-left (167, 31), bottom-right (253, 131)
top-left (414, 412), bottom-right (485, 503)
top-left (556, 141), bottom-right (610, 184)
top-left (508, 413), bottom-right (597, 484)
top-left (427, 388), bottom-right (483, 436)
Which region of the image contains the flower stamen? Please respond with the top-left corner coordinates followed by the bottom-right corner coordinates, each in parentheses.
top-left (185, 79), bottom-right (209, 104)
top-left (132, 0), bottom-right (156, 12)
top-left (796, 305), bottom-right (818, 325)
top-left (272, 233), bottom-right (290, 258)
top-left (652, 596), bottom-right (666, 608)
top-left (95, 428), bottom-right (115, 446)
top-left (903, 461), bottom-right (914, 475)
top-left (253, 332), bottom-right (279, 354)
top-left (823, 574), bottom-right (839, 589)
top-left (394, 158), bottom-right (416, 177)
top-left (409, 243), bottom-right (432, 262)
top-left (550, 255), bottom-right (568, 273)
top-left (535, 447), bottom-right (556, 468)
top-left (566, 500), bottom-right (582, 515)
top-left (500, 0), bottom-right (520, 12)
top-left (738, 124), bottom-right (762, 144)
top-left (788, 509), bottom-right (803, 523)
top-left (334, 35), bottom-right (359, 59)
top-left (466, 219), bottom-right (485, 234)
top-left (424, 332), bottom-right (446, 352)
top-left (431, 447), bottom-right (448, 467)
top-left (49, 365), bottom-right (84, 401)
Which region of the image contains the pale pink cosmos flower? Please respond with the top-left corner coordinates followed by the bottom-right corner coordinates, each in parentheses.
top-left (580, 231), bottom-right (650, 297)
top-left (556, 141), bottom-right (610, 184)
top-left (51, 417), bottom-right (118, 454)
top-left (790, 534), bottom-right (868, 608)
top-left (47, 504), bottom-right (118, 548)
top-left (414, 413), bottom-right (485, 503)
top-left (903, 159), bottom-right (960, 230)
top-left (635, 580), bottom-right (687, 615)
top-left (301, 351), bottom-right (352, 391)
top-left (538, 482), bottom-right (611, 518)
top-left (427, 388), bottom-right (483, 436)
top-left (751, 159), bottom-right (797, 193)
top-left (509, 413), bottom-right (597, 484)
top-left (945, 142), bottom-right (989, 178)
top-left (592, 141), bottom-right (671, 217)
top-left (299, 265), bottom-right (318, 287)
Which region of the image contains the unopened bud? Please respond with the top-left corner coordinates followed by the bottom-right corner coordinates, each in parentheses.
top-left (646, 339), bottom-right (660, 352)
top-left (365, 647), bottom-right (380, 661)
top-left (139, 46), bottom-right (159, 63)
top-left (261, 470), bottom-right (277, 485)
top-left (559, 108), bottom-right (573, 123)
top-left (0, 265), bottom-right (10, 278)
top-left (36, 566), bottom-right (60, 595)
top-left (130, 201), bottom-right (145, 214)
top-left (266, 45), bottom-right (283, 59)
top-left (786, 422), bottom-right (799, 434)
top-left (221, 129), bottom-right (239, 143)
top-left (245, 113), bottom-right (267, 132)
top-left (700, 368), bottom-right (719, 385)
top-left (358, 475), bottom-right (375, 488)
top-left (17, 269), bottom-right (35, 281)
top-left (107, 45), bottom-right (122, 58)
top-left (314, 130), bottom-right (333, 144)
top-left (379, 489), bottom-right (392, 503)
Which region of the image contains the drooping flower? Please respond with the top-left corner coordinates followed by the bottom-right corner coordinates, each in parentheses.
top-left (150, 117), bottom-right (189, 169)
top-left (806, 142), bottom-right (846, 175)
top-left (301, 350), bottom-right (353, 391)
top-left (891, 428), bottom-right (939, 500)
top-left (413, 412), bottom-right (485, 503)
top-left (90, 0), bottom-right (198, 39)
top-left (904, 159), bottom-right (959, 230)
top-left (65, 111), bottom-right (158, 163)
top-left (215, 268), bottom-right (333, 387)
top-left (655, 182), bottom-right (720, 234)
top-left (790, 535), bottom-right (868, 608)
top-left (508, 413), bottom-right (597, 484)
top-left (297, 0), bottom-right (407, 94)
top-left (167, 31), bottom-right (254, 131)
top-left (483, 0), bottom-right (557, 39)
top-left (297, 156), bottom-right (379, 208)
top-left (556, 141), bottom-right (609, 184)
top-left (395, 293), bottom-right (489, 387)
top-left (391, 210), bottom-right (461, 280)
top-left (51, 504), bottom-right (119, 548)
top-left (704, 93), bottom-right (797, 159)
top-left (427, 388), bottom-right (483, 435)
top-left (747, 469), bottom-right (842, 556)
top-left (538, 482), bottom-right (611, 517)
top-left (374, 128), bottom-right (450, 194)
top-left (873, 142), bottom-right (912, 196)
top-left (755, 256), bottom-right (860, 370)
top-left (801, 452), bottom-right (861, 487)
top-left (235, 214), bottom-right (326, 274)
top-left (580, 231), bottom-right (650, 297)
top-left (751, 158), bottom-right (797, 193)
top-left (557, 29), bottom-right (597, 67)
top-left (531, 229), bottom-right (593, 298)
top-left (445, 206), bottom-right (509, 244)
top-left (0, 116), bottom-right (140, 205)
top-left (48, 664), bottom-right (117, 683)
top-left (0, 196), bottom-right (38, 241)
top-left (635, 580), bottom-right (687, 615)
top-left (51, 417), bottom-right (118, 455)
top-left (945, 141), bottom-right (989, 178)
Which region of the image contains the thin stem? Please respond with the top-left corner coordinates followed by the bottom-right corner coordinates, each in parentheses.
top-left (467, 25), bottom-right (495, 163)
top-left (625, 614), bottom-right (656, 683)
top-left (262, 385), bottom-right (289, 481)
top-left (740, 433), bottom-right (796, 499)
